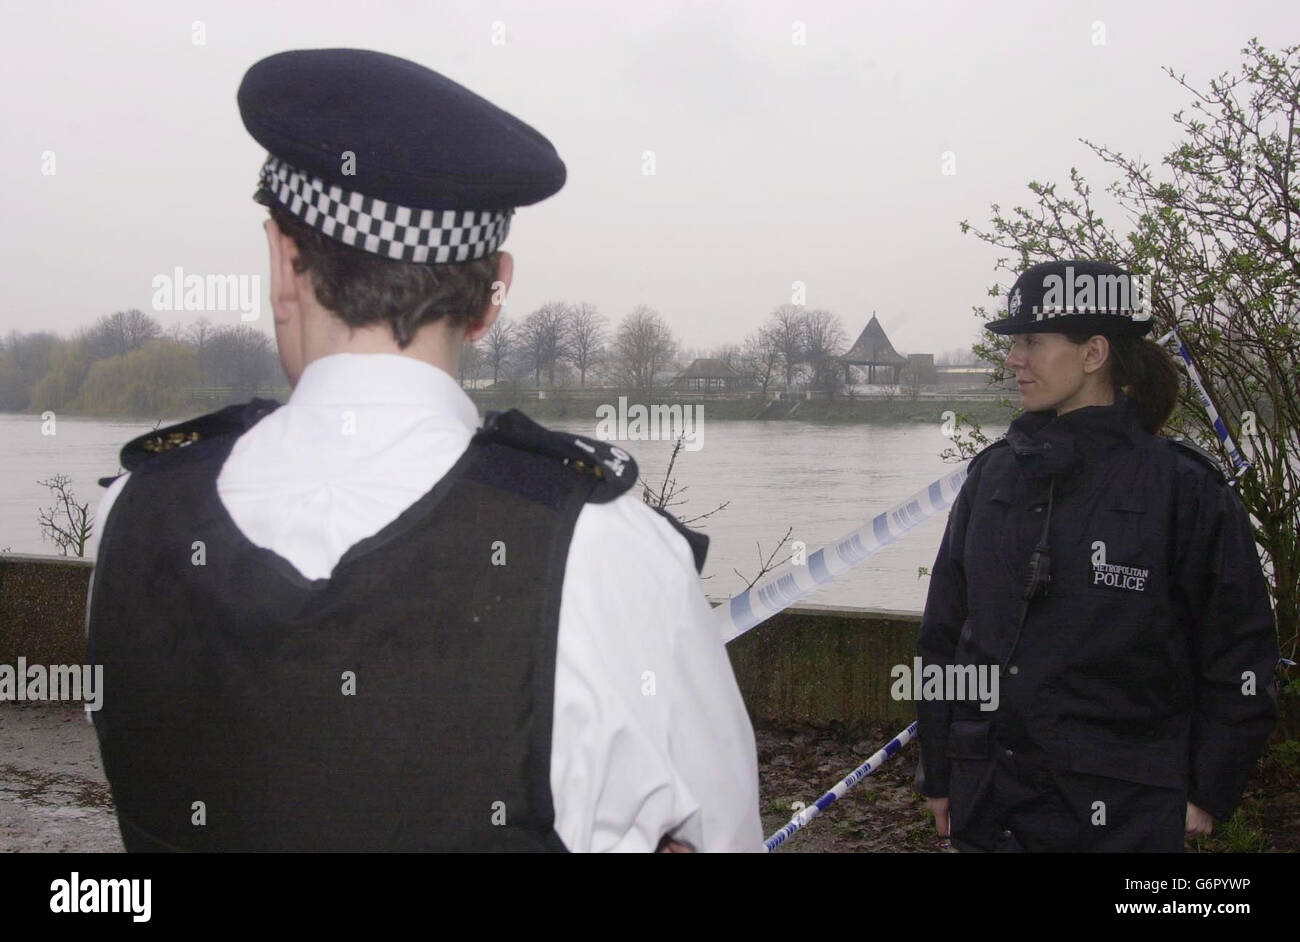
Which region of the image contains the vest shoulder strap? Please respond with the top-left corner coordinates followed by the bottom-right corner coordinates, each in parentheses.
top-left (476, 410), bottom-right (708, 570)
top-left (476, 408), bottom-right (638, 504)
top-left (99, 398), bottom-right (282, 486)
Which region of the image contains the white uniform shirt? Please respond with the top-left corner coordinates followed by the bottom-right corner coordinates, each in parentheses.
top-left (92, 353), bottom-right (763, 852)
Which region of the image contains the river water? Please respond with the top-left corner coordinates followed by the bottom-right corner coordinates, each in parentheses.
top-left (0, 413), bottom-right (1003, 611)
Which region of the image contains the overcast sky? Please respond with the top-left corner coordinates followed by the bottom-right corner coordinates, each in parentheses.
top-left (2, 0), bottom-right (1295, 361)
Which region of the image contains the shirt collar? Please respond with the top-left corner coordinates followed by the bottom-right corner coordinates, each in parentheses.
top-left (288, 353), bottom-right (481, 432)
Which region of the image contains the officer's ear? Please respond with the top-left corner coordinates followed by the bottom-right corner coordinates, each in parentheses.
top-left (264, 217), bottom-right (306, 324)
top-left (1080, 334), bottom-right (1111, 375)
top-left (464, 251), bottom-right (512, 343)
top-left (264, 217), bottom-right (308, 385)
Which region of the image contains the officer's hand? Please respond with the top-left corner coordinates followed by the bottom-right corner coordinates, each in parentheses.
top-left (924, 797), bottom-right (950, 837)
top-left (1185, 802), bottom-right (1214, 838)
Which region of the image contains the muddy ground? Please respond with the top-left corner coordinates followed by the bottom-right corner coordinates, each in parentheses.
top-left (0, 702), bottom-right (121, 852)
top-left (1, 703), bottom-right (1294, 853)
top-left (756, 719), bottom-right (1300, 854)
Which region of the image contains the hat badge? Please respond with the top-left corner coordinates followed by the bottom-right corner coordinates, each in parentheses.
top-left (1009, 287), bottom-right (1022, 317)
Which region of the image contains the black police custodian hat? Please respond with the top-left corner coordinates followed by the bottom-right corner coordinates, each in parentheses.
top-left (237, 48), bottom-right (566, 264)
top-left (986, 260), bottom-right (1155, 337)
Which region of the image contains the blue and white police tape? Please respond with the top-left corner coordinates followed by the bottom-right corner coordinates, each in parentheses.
top-left (718, 465), bottom-right (970, 642)
top-left (1156, 328), bottom-right (1250, 477)
top-left (765, 721), bottom-right (918, 852)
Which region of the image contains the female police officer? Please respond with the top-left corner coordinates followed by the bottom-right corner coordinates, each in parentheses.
top-left (915, 259), bottom-right (1278, 852)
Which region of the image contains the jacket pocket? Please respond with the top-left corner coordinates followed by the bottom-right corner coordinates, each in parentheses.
top-left (946, 718), bottom-right (991, 759)
top-left (1093, 498), bottom-right (1146, 560)
top-left (1061, 737), bottom-right (1186, 789)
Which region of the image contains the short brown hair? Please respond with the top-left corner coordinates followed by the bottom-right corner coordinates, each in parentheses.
top-left (268, 206), bottom-right (500, 348)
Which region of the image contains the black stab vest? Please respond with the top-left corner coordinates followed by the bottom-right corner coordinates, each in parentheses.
top-left (89, 408), bottom-right (629, 852)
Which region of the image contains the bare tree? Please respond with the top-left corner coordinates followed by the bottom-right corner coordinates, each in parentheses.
top-left (802, 308), bottom-right (848, 397)
top-left (642, 433), bottom-right (797, 593)
top-left (85, 309), bottom-right (162, 360)
top-left (614, 306), bottom-right (678, 393)
top-left (458, 342), bottom-right (485, 387)
top-left (640, 433), bottom-right (729, 527)
top-left (739, 329), bottom-right (781, 396)
top-left (733, 526), bottom-right (795, 592)
top-left (565, 302), bottom-right (607, 387)
top-left (483, 316), bottom-right (514, 385)
top-left (37, 474), bottom-right (92, 557)
top-left (186, 317), bottom-right (217, 386)
top-left (117, 309), bottom-right (163, 352)
top-left (765, 305), bottom-right (806, 389)
top-left (710, 343), bottom-right (742, 373)
top-left (521, 302), bottom-right (571, 386)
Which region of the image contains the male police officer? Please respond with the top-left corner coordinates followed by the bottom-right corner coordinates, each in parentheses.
top-left (87, 48), bottom-right (763, 852)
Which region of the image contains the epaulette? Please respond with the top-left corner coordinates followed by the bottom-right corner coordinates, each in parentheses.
top-left (476, 409), bottom-right (638, 503)
top-left (99, 398), bottom-right (282, 487)
top-left (1164, 437), bottom-right (1227, 484)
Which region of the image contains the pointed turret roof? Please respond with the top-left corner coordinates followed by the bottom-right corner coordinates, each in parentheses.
top-left (842, 314), bottom-right (907, 365)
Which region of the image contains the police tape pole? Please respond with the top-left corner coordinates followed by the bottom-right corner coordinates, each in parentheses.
top-left (1155, 328), bottom-right (1250, 478)
top-left (718, 464), bottom-right (971, 642)
top-left (765, 721), bottom-right (918, 852)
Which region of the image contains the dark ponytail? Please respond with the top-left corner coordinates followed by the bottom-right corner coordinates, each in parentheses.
top-left (1066, 332), bottom-right (1180, 434)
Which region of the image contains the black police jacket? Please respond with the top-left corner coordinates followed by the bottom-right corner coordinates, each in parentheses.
top-left (916, 394), bottom-right (1278, 821)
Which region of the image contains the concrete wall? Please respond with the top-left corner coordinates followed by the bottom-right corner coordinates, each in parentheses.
top-left (0, 554), bottom-right (920, 728)
top-left (724, 602), bottom-right (919, 727)
top-left (0, 554), bottom-right (93, 667)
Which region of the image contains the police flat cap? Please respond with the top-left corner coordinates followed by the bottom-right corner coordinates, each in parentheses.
top-left (238, 48), bottom-right (566, 263)
top-left (987, 260), bottom-right (1155, 337)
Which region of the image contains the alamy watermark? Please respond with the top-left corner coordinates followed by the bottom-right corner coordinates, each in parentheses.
top-left (50, 872), bottom-right (150, 922)
top-left (594, 396), bottom-right (704, 452)
top-left (151, 266), bottom-right (260, 321)
top-left (0, 658), bottom-right (103, 711)
top-left (891, 657), bottom-right (999, 712)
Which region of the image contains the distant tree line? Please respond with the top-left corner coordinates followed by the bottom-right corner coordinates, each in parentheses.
top-left (468, 301), bottom-right (882, 398)
top-left (2, 299), bottom-right (928, 416)
top-left (0, 310), bottom-right (278, 416)
top-left (468, 301), bottom-right (681, 394)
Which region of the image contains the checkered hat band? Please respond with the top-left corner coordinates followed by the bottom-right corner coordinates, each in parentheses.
top-left (257, 156), bottom-right (512, 264)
